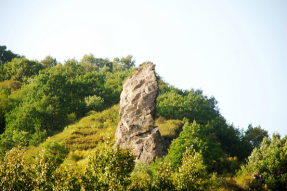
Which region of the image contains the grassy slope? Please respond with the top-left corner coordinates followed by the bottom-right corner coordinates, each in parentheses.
top-left (26, 104), bottom-right (183, 168)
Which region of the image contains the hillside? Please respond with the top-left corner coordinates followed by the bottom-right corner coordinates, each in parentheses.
top-left (0, 47), bottom-right (286, 190)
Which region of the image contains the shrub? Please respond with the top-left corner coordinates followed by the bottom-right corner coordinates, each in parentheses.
top-left (83, 142), bottom-right (135, 190)
top-left (150, 158), bottom-right (175, 191)
top-left (128, 162), bottom-right (152, 191)
top-left (0, 146), bottom-right (33, 190)
top-left (164, 120), bottom-right (222, 170)
top-left (236, 134), bottom-right (287, 190)
top-left (174, 146), bottom-right (208, 191)
top-left (40, 141), bottom-right (69, 165)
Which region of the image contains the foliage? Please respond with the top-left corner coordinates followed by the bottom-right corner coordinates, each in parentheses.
top-left (2, 57), bottom-right (44, 82)
top-left (150, 158), bottom-right (175, 190)
top-left (41, 55), bottom-right (57, 68)
top-left (0, 145), bottom-right (81, 190)
top-left (0, 48), bottom-right (282, 190)
top-left (164, 119), bottom-right (222, 170)
top-left (157, 89), bottom-right (219, 125)
top-left (83, 142), bottom-right (135, 190)
top-left (174, 146), bottom-right (208, 191)
top-left (129, 162), bottom-right (152, 190)
top-left (244, 124), bottom-right (269, 149)
top-left (155, 118), bottom-right (183, 140)
top-left (85, 95), bottom-right (104, 110)
top-left (0, 80), bottom-right (22, 133)
top-left (0, 141), bottom-right (135, 190)
top-left (216, 155), bottom-right (241, 175)
top-left (24, 105), bottom-right (119, 159)
top-left (0, 146), bottom-right (33, 190)
top-left (112, 55), bottom-right (135, 72)
top-left (238, 134), bottom-right (287, 190)
top-left (0, 45), bottom-right (22, 65)
top-left (149, 146), bottom-right (208, 191)
top-left (40, 141), bottom-right (69, 165)
top-left (155, 81), bottom-right (257, 162)
top-left (103, 70), bottom-right (131, 106)
top-left (0, 59), bottom-right (109, 151)
top-left (51, 163), bottom-right (83, 191)
top-left (234, 170), bottom-right (270, 191)
top-left (79, 53), bottom-right (99, 72)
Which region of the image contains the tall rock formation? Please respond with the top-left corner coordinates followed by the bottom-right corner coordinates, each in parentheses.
top-left (115, 62), bottom-right (163, 164)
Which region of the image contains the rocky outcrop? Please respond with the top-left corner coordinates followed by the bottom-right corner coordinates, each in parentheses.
top-left (115, 62), bottom-right (163, 164)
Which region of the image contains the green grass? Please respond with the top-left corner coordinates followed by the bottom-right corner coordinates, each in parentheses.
top-left (25, 105), bottom-right (184, 169)
top-left (26, 105), bottom-right (120, 158)
top-left (155, 116), bottom-right (183, 140)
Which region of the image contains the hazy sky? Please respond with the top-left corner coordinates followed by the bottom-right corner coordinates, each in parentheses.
top-left (1, 0), bottom-right (287, 136)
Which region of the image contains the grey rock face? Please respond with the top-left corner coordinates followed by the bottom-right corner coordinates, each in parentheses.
top-left (115, 62), bottom-right (163, 164)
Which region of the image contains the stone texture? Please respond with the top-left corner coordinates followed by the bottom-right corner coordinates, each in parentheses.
top-left (115, 62), bottom-right (163, 164)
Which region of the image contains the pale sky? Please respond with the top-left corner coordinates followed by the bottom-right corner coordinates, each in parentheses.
top-left (1, 0), bottom-right (287, 137)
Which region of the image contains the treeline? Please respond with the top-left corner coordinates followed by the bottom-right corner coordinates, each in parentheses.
top-left (0, 45), bottom-right (135, 156)
top-left (0, 45), bottom-right (286, 190)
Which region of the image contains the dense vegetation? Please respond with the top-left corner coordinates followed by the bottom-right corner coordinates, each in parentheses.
top-left (0, 45), bottom-right (285, 190)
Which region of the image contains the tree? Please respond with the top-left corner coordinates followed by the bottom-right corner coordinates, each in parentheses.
top-left (150, 158), bottom-right (175, 190)
top-left (0, 146), bottom-right (33, 190)
top-left (129, 162), bottom-right (152, 190)
top-left (157, 89), bottom-right (220, 125)
top-left (40, 141), bottom-right (69, 165)
top-left (83, 142), bottom-right (135, 190)
top-left (0, 45), bottom-right (21, 65)
top-left (112, 55), bottom-right (135, 72)
top-left (41, 55), bottom-right (57, 68)
top-left (0, 80), bottom-right (21, 133)
top-left (245, 124), bottom-right (269, 149)
top-left (157, 92), bottom-right (184, 119)
top-left (121, 55), bottom-right (135, 70)
top-left (79, 53), bottom-right (99, 72)
top-left (239, 134), bottom-right (287, 190)
top-left (2, 57), bottom-right (44, 81)
top-left (164, 119), bottom-right (222, 170)
top-left (103, 70), bottom-right (131, 106)
top-left (174, 146), bottom-right (208, 190)
top-left (85, 95), bottom-right (104, 111)
top-left (0, 144), bottom-right (79, 190)
top-left (1, 60), bottom-right (107, 151)
top-left (211, 119), bottom-right (254, 161)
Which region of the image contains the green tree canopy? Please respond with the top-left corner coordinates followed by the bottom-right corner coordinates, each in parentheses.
top-left (41, 55), bottom-right (57, 68)
top-left (0, 45), bottom-right (22, 65)
top-left (244, 124), bottom-right (269, 149)
top-left (239, 134), bottom-right (287, 190)
top-left (164, 119), bottom-right (223, 170)
top-left (2, 57), bottom-right (44, 82)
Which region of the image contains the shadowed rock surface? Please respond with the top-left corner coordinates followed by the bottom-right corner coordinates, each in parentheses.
top-left (115, 62), bottom-right (163, 164)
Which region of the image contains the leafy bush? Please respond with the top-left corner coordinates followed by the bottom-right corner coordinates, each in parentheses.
top-left (150, 158), bottom-right (175, 191)
top-left (237, 134), bottom-right (287, 190)
top-left (128, 162), bottom-right (152, 190)
top-left (85, 95), bottom-right (104, 110)
top-left (164, 119), bottom-right (222, 170)
top-left (2, 57), bottom-right (44, 82)
top-left (83, 142), bottom-right (135, 190)
top-left (174, 146), bottom-right (208, 191)
top-left (40, 141), bottom-right (69, 165)
top-left (156, 90), bottom-right (219, 125)
top-left (0, 146), bottom-right (33, 190)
